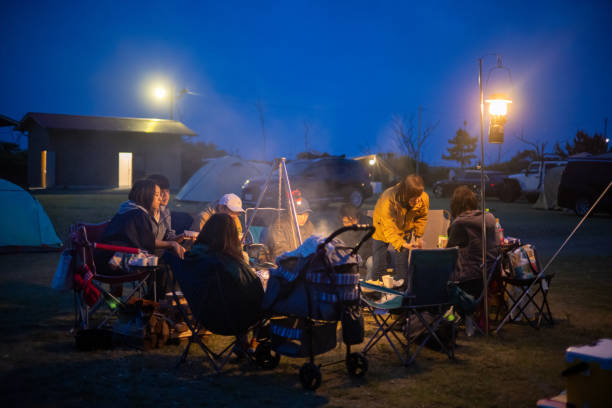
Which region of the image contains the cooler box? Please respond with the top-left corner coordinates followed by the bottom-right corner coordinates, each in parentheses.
top-left (564, 338), bottom-right (612, 408)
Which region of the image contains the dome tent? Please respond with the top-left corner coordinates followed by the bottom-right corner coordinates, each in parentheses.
top-left (0, 179), bottom-right (62, 251)
top-left (177, 156), bottom-right (271, 203)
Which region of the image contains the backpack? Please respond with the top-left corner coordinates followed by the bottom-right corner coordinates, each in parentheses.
top-left (504, 244), bottom-right (539, 279)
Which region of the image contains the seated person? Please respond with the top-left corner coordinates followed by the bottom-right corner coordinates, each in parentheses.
top-left (446, 186), bottom-right (498, 334)
top-left (185, 213), bottom-right (264, 335)
top-left (94, 179), bottom-right (183, 276)
top-left (147, 174), bottom-right (190, 256)
top-left (191, 193), bottom-right (244, 238)
top-left (264, 197), bottom-right (315, 260)
top-left (446, 186), bottom-right (498, 297)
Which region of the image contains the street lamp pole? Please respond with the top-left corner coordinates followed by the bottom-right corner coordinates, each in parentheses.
top-left (478, 57), bottom-right (488, 335)
top-left (170, 85), bottom-right (174, 120)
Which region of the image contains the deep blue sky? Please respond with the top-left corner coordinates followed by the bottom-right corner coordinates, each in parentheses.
top-left (1, 1), bottom-right (611, 165)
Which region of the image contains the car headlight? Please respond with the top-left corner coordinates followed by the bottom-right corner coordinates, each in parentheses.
top-left (241, 179), bottom-right (250, 190)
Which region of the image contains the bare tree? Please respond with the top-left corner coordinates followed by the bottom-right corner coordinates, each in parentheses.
top-left (392, 109), bottom-right (439, 175)
top-left (517, 128), bottom-right (547, 189)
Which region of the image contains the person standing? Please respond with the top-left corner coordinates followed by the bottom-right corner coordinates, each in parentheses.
top-left (368, 174), bottom-right (429, 287)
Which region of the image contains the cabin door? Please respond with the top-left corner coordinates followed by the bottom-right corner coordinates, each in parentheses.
top-left (118, 152), bottom-right (133, 188)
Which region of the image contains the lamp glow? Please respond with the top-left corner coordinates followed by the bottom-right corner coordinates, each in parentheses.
top-left (368, 156), bottom-right (376, 166)
top-left (154, 87), bottom-right (167, 100)
top-left (485, 95), bottom-right (512, 116)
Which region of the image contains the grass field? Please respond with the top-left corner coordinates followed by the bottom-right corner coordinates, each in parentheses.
top-left (1, 190), bottom-right (611, 407)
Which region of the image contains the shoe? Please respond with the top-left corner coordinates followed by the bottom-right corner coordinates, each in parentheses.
top-left (393, 279), bottom-right (404, 288)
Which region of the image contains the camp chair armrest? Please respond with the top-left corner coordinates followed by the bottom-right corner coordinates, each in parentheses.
top-left (360, 281), bottom-right (405, 296)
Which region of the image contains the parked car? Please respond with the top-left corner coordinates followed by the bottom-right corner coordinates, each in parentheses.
top-left (432, 170), bottom-right (506, 199)
top-left (558, 153), bottom-right (612, 216)
top-left (499, 159), bottom-right (567, 203)
top-left (241, 157), bottom-right (373, 208)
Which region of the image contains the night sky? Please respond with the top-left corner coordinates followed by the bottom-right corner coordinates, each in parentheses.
top-left (1, 0), bottom-right (611, 165)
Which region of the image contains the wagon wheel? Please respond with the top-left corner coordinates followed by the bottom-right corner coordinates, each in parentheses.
top-left (346, 352), bottom-right (368, 377)
top-left (299, 362), bottom-right (322, 390)
top-left (254, 343), bottom-right (280, 370)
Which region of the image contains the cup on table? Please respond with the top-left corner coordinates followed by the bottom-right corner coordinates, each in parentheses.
top-left (437, 234), bottom-right (448, 248)
top-left (382, 275), bottom-right (394, 288)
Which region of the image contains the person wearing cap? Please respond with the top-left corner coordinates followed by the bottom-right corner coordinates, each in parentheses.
top-left (368, 174), bottom-right (429, 286)
top-left (191, 193), bottom-right (245, 238)
top-left (264, 196), bottom-right (315, 260)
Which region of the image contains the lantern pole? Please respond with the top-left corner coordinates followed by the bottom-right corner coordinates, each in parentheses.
top-left (478, 57), bottom-right (488, 335)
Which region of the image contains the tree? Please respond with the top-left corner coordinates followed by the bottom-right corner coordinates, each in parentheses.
top-left (0, 142), bottom-right (27, 188)
top-left (442, 126), bottom-right (478, 168)
top-left (392, 109), bottom-right (438, 175)
top-left (517, 130), bottom-right (547, 189)
top-left (554, 129), bottom-right (608, 158)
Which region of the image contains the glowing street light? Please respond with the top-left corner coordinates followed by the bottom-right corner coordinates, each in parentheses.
top-left (368, 156), bottom-right (377, 166)
top-left (151, 84), bottom-right (191, 120)
top-left (154, 87), bottom-right (167, 100)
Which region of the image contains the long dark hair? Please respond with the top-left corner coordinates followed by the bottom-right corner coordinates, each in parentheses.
top-left (128, 179), bottom-right (157, 212)
top-left (195, 213), bottom-right (243, 262)
top-left (397, 174), bottom-right (424, 208)
top-left (450, 185), bottom-right (479, 218)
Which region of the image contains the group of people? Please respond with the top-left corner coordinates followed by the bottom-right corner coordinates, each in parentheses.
top-left (94, 171), bottom-right (498, 325)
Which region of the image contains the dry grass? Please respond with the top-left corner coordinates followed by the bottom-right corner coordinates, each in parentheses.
top-left (0, 191), bottom-right (611, 407)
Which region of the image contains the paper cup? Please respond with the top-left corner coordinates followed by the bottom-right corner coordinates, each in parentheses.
top-left (438, 235), bottom-right (448, 248)
top-left (382, 275), bottom-right (394, 288)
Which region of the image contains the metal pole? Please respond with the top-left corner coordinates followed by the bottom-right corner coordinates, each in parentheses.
top-left (170, 85), bottom-right (174, 120)
top-left (281, 158), bottom-right (303, 246)
top-left (479, 58), bottom-right (489, 335)
top-left (241, 160), bottom-right (277, 244)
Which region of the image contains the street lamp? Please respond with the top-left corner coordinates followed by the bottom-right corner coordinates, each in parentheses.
top-left (153, 85), bottom-right (189, 120)
top-left (478, 55), bottom-right (512, 335)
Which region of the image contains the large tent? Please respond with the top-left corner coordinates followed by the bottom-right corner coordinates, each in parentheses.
top-left (533, 166), bottom-right (565, 210)
top-left (177, 156), bottom-right (271, 203)
top-left (0, 179), bottom-right (62, 250)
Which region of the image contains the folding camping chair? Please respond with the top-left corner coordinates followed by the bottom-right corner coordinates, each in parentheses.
top-left (360, 248), bottom-right (459, 366)
top-left (451, 254), bottom-right (502, 336)
top-left (70, 222), bottom-right (154, 330)
top-left (494, 244), bottom-right (554, 332)
top-left (163, 253), bottom-right (262, 373)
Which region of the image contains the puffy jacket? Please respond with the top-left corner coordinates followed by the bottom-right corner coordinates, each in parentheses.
top-left (372, 184), bottom-right (429, 250)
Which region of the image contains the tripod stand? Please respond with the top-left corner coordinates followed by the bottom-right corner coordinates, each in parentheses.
top-left (242, 158), bottom-right (302, 251)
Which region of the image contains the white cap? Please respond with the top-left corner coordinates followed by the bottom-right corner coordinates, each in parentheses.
top-left (219, 193), bottom-right (245, 213)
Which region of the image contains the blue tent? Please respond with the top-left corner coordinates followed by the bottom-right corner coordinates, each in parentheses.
top-left (0, 179), bottom-right (62, 250)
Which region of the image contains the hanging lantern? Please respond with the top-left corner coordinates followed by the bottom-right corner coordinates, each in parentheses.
top-left (485, 94), bottom-right (512, 144)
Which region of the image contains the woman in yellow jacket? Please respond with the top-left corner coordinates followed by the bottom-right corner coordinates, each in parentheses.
top-left (367, 174), bottom-right (429, 288)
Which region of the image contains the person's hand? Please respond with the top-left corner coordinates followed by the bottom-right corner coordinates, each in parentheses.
top-left (414, 237), bottom-right (424, 249)
top-left (174, 233), bottom-right (186, 243)
top-left (170, 241), bottom-right (186, 259)
top-left (401, 241), bottom-right (412, 249)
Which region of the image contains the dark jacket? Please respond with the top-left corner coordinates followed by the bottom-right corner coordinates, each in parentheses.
top-left (265, 216), bottom-right (315, 260)
top-left (180, 243), bottom-right (264, 335)
top-left (447, 210), bottom-right (498, 282)
top-left (94, 201), bottom-right (156, 274)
